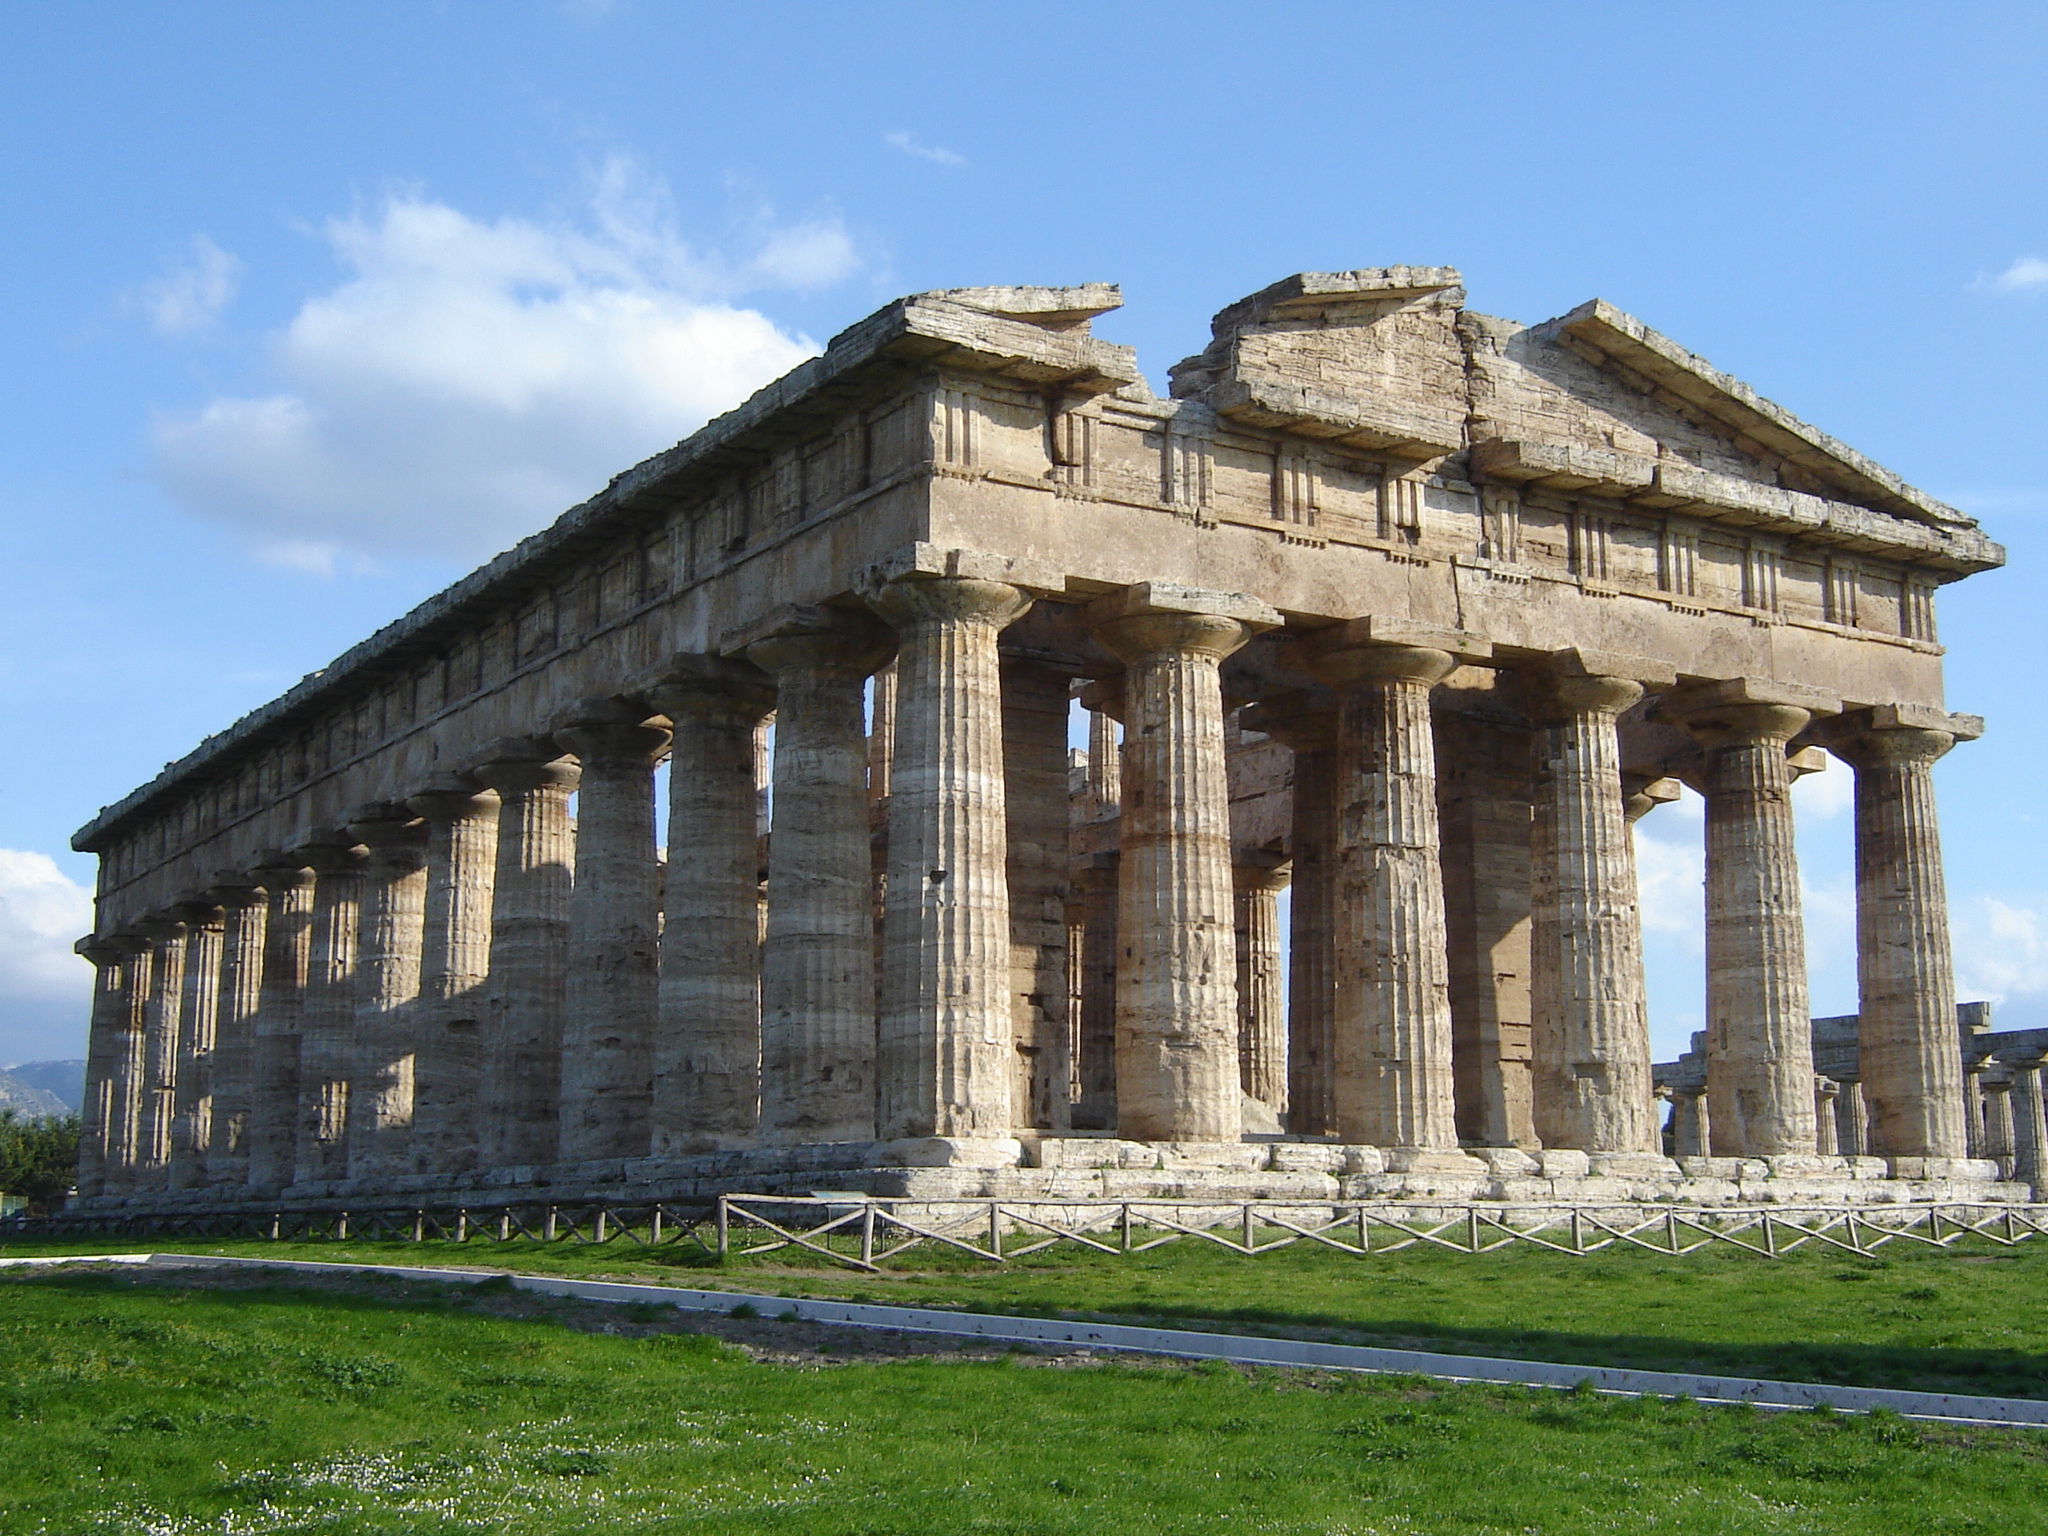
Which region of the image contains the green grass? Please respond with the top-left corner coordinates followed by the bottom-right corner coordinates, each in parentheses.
top-left (8, 1226), bottom-right (2043, 1398)
top-left (4, 1267), bottom-right (2047, 1534)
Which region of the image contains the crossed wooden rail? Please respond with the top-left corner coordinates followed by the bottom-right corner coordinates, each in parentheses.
top-left (12, 1198), bottom-right (2046, 1270)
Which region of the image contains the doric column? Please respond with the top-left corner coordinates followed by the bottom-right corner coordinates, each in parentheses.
top-left (1088, 582), bottom-right (1279, 1142)
top-left (1963, 1054), bottom-right (1991, 1157)
top-left (205, 874), bottom-right (267, 1189)
top-left (247, 854), bottom-right (313, 1189)
top-left (97, 934), bottom-right (152, 1193)
top-left (1668, 678), bottom-right (1835, 1157)
top-left (344, 807), bottom-right (429, 1181)
top-left (1813, 1077), bottom-right (1841, 1158)
top-left (1087, 707), bottom-right (1121, 812)
top-left (1817, 705), bottom-right (1976, 1161)
top-left (293, 835), bottom-right (366, 1185)
top-left (1433, 700), bottom-right (1536, 1150)
top-left (1000, 653), bottom-right (1077, 1133)
top-left (1623, 774), bottom-right (1683, 825)
top-left (863, 555), bottom-right (1042, 1142)
top-left (134, 915), bottom-right (187, 1190)
top-left (642, 658), bottom-right (776, 1153)
top-left (738, 605), bottom-right (894, 1143)
top-left (1980, 1067), bottom-right (2016, 1177)
top-left (1234, 855), bottom-right (1291, 1114)
top-left (1304, 619), bottom-right (1489, 1156)
top-left (1527, 652), bottom-right (1669, 1156)
top-left (405, 776), bottom-right (499, 1175)
top-left (1834, 1074), bottom-right (1869, 1157)
top-left (1671, 1086), bottom-right (1710, 1157)
top-left (470, 742), bottom-right (579, 1168)
top-left (1246, 696), bottom-right (1340, 1137)
top-left (1072, 852), bottom-right (1119, 1130)
top-left (74, 937), bottom-right (126, 1198)
top-left (2008, 1053), bottom-right (2048, 1190)
top-left (168, 898), bottom-right (225, 1190)
top-left (552, 699), bottom-right (671, 1163)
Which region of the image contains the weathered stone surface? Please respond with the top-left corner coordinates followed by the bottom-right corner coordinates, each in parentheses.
top-left (405, 778), bottom-right (498, 1174)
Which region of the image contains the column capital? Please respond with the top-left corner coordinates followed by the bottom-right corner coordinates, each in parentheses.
top-left (551, 697), bottom-right (672, 767)
top-left (170, 894), bottom-right (226, 929)
top-left (205, 871), bottom-right (268, 910)
top-left (728, 603), bottom-right (894, 681)
top-left (635, 654), bottom-right (776, 723)
top-left (866, 571), bottom-right (1034, 632)
top-left (290, 832), bottom-right (369, 876)
top-left (1530, 649), bottom-right (1671, 723)
top-left (1299, 617), bottom-right (1487, 692)
top-left (1662, 677), bottom-right (1839, 750)
top-left (1076, 675), bottom-right (1125, 722)
top-left (465, 738), bottom-right (582, 796)
top-left (249, 848), bottom-right (316, 889)
top-left (345, 804), bottom-right (430, 872)
top-left (134, 914), bottom-right (189, 945)
top-left (1813, 704), bottom-right (1980, 769)
top-left (1086, 582), bottom-right (1279, 666)
top-left (1232, 853), bottom-right (1293, 895)
top-left (1621, 773), bottom-right (1683, 824)
top-left (1241, 689), bottom-right (1338, 753)
top-left (857, 542), bottom-right (1063, 601)
top-left (76, 934), bottom-right (122, 968)
top-left (406, 773), bottom-right (499, 823)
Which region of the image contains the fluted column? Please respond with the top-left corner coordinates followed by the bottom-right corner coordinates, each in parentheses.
top-left (134, 915), bottom-right (187, 1190)
top-left (739, 606), bottom-right (894, 1143)
top-left (1981, 1068), bottom-right (2016, 1177)
top-left (405, 777), bottom-right (499, 1174)
top-left (1247, 697), bottom-right (1339, 1137)
top-left (864, 574), bottom-right (1034, 1138)
top-left (168, 899), bottom-right (225, 1190)
top-left (1834, 1075), bottom-right (1869, 1157)
top-left (1234, 857), bottom-right (1291, 1113)
top-left (552, 700), bottom-right (671, 1162)
top-left (1820, 706), bottom-right (1974, 1161)
top-left (472, 743), bottom-right (579, 1168)
top-left (1669, 680), bottom-right (1831, 1157)
top-left (205, 875), bottom-right (266, 1189)
top-left (1072, 853), bottom-right (1119, 1130)
top-left (1000, 655), bottom-right (1076, 1133)
top-left (1089, 583), bottom-right (1278, 1142)
top-left (74, 937), bottom-right (126, 1197)
top-left (1088, 707), bottom-right (1121, 812)
top-left (1528, 656), bottom-right (1665, 1155)
top-left (2009, 1053), bottom-right (2048, 1190)
top-left (293, 836), bottom-right (366, 1185)
top-left (1813, 1077), bottom-right (1841, 1158)
top-left (644, 660), bottom-right (776, 1153)
top-left (247, 855), bottom-right (313, 1189)
top-left (1671, 1087), bottom-right (1710, 1157)
top-left (1306, 621), bottom-right (1487, 1155)
top-left (1964, 1054), bottom-right (1991, 1157)
top-left (344, 808), bottom-right (429, 1181)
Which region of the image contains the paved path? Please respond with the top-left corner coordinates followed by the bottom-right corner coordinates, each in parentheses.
top-left (8, 1251), bottom-right (2044, 1429)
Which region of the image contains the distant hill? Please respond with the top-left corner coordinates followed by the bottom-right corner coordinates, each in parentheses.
top-left (0, 1060), bottom-right (83, 1119)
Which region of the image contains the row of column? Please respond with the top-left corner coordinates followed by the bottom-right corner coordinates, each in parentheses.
top-left (77, 567), bottom-right (1977, 1196)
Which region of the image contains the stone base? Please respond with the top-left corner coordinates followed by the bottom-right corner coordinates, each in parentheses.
top-left (70, 1139), bottom-right (2036, 1217)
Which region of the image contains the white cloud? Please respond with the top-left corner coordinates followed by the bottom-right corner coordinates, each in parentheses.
top-left (1989, 255), bottom-right (2048, 292)
top-left (149, 162), bottom-right (856, 568)
top-left (1792, 757), bottom-right (1853, 820)
top-left (0, 850), bottom-right (93, 1063)
top-left (137, 234), bottom-right (243, 335)
top-left (1954, 895), bottom-right (2048, 1009)
top-left (1633, 791), bottom-right (1704, 945)
top-left (885, 130), bottom-right (966, 168)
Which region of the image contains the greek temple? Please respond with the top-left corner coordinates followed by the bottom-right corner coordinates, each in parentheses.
top-left (69, 269), bottom-right (2031, 1209)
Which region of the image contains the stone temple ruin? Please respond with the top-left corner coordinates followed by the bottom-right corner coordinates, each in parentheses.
top-left (69, 268), bottom-right (2032, 1212)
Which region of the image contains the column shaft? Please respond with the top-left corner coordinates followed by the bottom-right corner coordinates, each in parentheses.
top-left (556, 706), bottom-right (671, 1162)
top-left (406, 782), bottom-right (499, 1174)
top-left (75, 940), bottom-right (125, 1198)
top-left (475, 751), bottom-right (578, 1168)
top-left (1529, 672), bottom-right (1657, 1154)
top-left (1234, 861), bottom-right (1290, 1112)
top-left (746, 612), bottom-right (892, 1143)
top-left (207, 884), bottom-right (266, 1188)
top-left (1001, 656), bottom-right (1075, 1133)
top-left (1674, 687), bottom-right (1821, 1157)
top-left (248, 861), bottom-right (313, 1189)
top-left (168, 906), bottom-right (224, 1189)
top-left (345, 814), bottom-right (429, 1181)
top-left (1091, 590), bottom-right (1273, 1142)
top-left (137, 920), bottom-right (187, 1189)
top-left (648, 665), bottom-right (775, 1153)
top-left (1072, 854), bottom-right (1119, 1129)
top-left (294, 843), bottom-right (365, 1184)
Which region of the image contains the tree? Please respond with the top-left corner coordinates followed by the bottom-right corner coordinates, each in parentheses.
top-left (0, 1110), bottom-right (80, 1214)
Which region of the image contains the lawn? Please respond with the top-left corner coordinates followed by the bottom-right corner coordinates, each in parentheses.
top-left (7, 1222), bottom-right (2043, 1399)
top-left (4, 1264), bottom-right (2047, 1535)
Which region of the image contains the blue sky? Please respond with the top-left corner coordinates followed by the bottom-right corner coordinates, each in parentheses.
top-left (2, 1), bottom-right (2044, 1068)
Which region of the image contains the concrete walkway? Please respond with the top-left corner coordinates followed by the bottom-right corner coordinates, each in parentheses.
top-left (8, 1251), bottom-right (2044, 1429)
